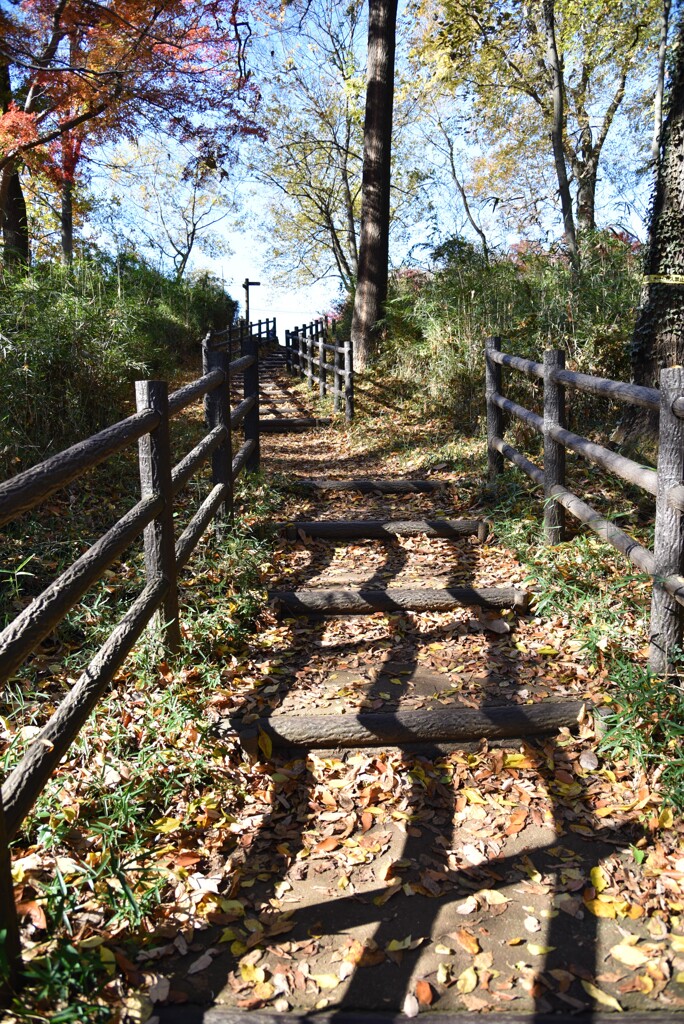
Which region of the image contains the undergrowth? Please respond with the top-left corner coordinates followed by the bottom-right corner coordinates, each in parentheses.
top-left (1, 463), bottom-right (284, 1021)
top-left (0, 254), bottom-right (236, 477)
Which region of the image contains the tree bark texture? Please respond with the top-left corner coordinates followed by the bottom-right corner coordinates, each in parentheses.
top-left (61, 179), bottom-right (74, 264)
top-left (350, 0), bottom-right (398, 369)
top-left (542, 0), bottom-right (578, 270)
top-left (2, 166), bottom-right (30, 266)
top-left (624, 17), bottom-right (684, 441)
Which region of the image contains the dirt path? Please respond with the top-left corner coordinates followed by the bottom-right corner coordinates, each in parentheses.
top-left (154, 356), bottom-right (684, 1022)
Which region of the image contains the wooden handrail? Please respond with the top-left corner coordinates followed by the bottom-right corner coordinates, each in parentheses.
top-left (486, 339), bottom-right (684, 673)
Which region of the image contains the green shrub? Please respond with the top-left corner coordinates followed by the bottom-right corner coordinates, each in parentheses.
top-left (0, 254), bottom-right (236, 476)
top-left (382, 231), bottom-right (641, 433)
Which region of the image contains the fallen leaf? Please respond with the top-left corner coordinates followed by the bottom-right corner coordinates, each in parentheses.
top-left (456, 967), bottom-right (478, 994)
top-left (581, 980), bottom-right (623, 1011)
top-left (402, 993), bottom-right (419, 1017)
top-left (610, 943), bottom-right (649, 968)
top-left (454, 929), bottom-right (480, 955)
top-left (415, 979), bottom-right (433, 1006)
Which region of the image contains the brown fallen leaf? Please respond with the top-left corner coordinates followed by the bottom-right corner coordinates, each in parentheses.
top-left (415, 979), bottom-right (433, 1006)
top-left (453, 929), bottom-right (481, 955)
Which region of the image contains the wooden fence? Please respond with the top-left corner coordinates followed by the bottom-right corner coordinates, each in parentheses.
top-left (485, 335), bottom-right (684, 674)
top-left (210, 316), bottom-right (277, 356)
top-left (0, 329), bottom-right (263, 994)
top-left (284, 317), bottom-right (354, 422)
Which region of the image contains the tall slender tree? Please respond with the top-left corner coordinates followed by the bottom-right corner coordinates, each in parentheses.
top-left (350, 0), bottom-right (398, 368)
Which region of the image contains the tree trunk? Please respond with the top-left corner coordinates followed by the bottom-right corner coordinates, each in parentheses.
top-left (2, 166), bottom-right (30, 266)
top-left (616, 16), bottom-right (684, 446)
top-left (350, 0), bottom-right (398, 369)
top-left (542, 0), bottom-right (578, 272)
top-left (61, 179), bottom-right (73, 264)
top-left (576, 163), bottom-right (597, 232)
top-left (652, 0), bottom-right (672, 165)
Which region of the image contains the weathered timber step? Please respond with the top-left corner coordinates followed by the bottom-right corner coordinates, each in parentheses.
top-left (278, 518), bottom-right (489, 542)
top-left (158, 1007), bottom-right (670, 1024)
top-left (296, 477), bottom-right (447, 493)
top-left (223, 701), bottom-right (588, 754)
top-left (259, 417), bottom-right (332, 432)
top-left (269, 586), bottom-right (529, 614)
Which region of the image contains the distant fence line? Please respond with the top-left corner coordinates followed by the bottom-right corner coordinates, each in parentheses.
top-left (0, 319), bottom-right (270, 995)
top-left (484, 335), bottom-right (684, 673)
top-left (284, 317), bottom-right (354, 422)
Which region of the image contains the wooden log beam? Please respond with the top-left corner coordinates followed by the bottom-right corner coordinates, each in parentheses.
top-left (278, 519), bottom-right (489, 542)
top-left (259, 417), bottom-right (332, 432)
top-left (269, 586), bottom-right (529, 614)
top-left (158, 1006), bottom-right (672, 1024)
top-left (296, 478), bottom-right (447, 494)
top-left (225, 700), bottom-right (587, 753)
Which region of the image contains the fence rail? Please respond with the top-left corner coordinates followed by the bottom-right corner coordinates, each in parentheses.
top-left (484, 335), bottom-right (684, 675)
top-left (0, 331), bottom-right (263, 993)
top-left (284, 317), bottom-right (354, 422)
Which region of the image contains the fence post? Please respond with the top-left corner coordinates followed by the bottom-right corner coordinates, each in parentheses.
top-left (305, 323), bottom-right (313, 388)
top-left (650, 366), bottom-right (684, 672)
top-left (297, 329), bottom-right (304, 379)
top-left (485, 336), bottom-right (503, 481)
top-left (135, 380), bottom-right (181, 653)
top-left (285, 330), bottom-right (292, 373)
top-left (333, 324), bottom-right (342, 414)
top-left (203, 345), bottom-right (233, 531)
top-left (0, 787), bottom-right (22, 1004)
top-left (318, 321), bottom-right (326, 399)
top-left (543, 348), bottom-right (566, 544)
top-left (243, 328), bottom-right (261, 472)
top-left (344, 337), bottom-right (354, 423)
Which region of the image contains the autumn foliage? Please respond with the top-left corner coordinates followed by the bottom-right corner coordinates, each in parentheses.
top-left (0, 0), bottom-right (262, 209)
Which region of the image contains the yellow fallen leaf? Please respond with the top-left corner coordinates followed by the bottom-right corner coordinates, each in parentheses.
top-left (152, 816), bottom-right (182, 834)
top-left (584, 898), bottom-right (616, 919)
top-left (659, 807), bottom-right (674, 829)
top-left (590, 866), bottom-right (608, 893)
top-left (456, 967), bottom-right (478, 994)
top-left (581, 980), bottom-right (623, 1012)
top-left (435, 944), bottom-right (454, 955)
top-left (537, 645), bottom-right (559, 656)
top-left (437, 962), bottom-right (450, 985)
top-left (672, 936), bottom-right (684, 953)
top-left (312, 974), bottom-right (341, 990)
top-left (257, 728), bottom-right (273, 759)
top-left (240, 963), bottom-right (265, 984)
top-left (610, 943), bottom-right (649, 968)
top-left (253, 981), bottom-right (275, 1000)
top-left (386, 935), bottom-right (413, 952)
top-left (478, 889), bottom-right (510, 905)
top-left (508, 937), bottom-right (525, 946)
top-left (527, 944), bottom-right (556, 956)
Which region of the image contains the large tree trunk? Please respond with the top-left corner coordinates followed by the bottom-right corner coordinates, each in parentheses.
top-left (2, 166), bottom-right (30, 266)
top-left (619, 15), bottom-right (684, 444)
top-left (542, 0), bottom-right (579, 272)
top-left (61, 179), bottom-right (73, 264)
top-left (350, 0), bottom-right (398, 369)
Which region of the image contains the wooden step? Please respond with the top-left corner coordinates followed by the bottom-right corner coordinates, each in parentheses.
top-left (269, 586), bottom-right (529, 614)
top-left (259, 417), bottom-right (332, 432)
top-left (296, 477), bottom-right (447, 493)
top-left (279, 518), bottom-right (489, 542)
top-left (222, 700), bottom-right (588, 755)
top-left (158, 1007), bottom-right (665, 1024)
